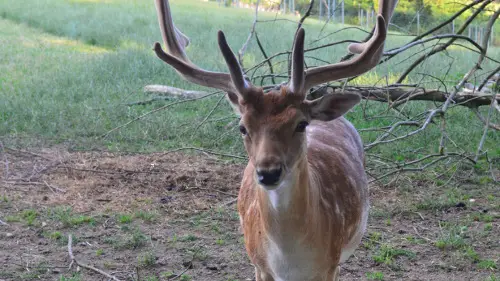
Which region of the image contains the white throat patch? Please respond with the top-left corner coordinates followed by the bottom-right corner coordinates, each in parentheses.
top-left (265, 172), bottom-right (296, 211)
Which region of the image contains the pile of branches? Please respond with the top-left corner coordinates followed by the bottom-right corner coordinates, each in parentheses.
top-left (139, 0), bottom-right (499, 182)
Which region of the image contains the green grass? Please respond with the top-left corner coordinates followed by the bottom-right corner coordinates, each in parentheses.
top-left (118, 214), bottom-right (133, 224)
top-left (435, 224), bottom-right (468, 250)
top-left (21, 209), bottom-right (38, 226)
top-left (0, 0), bottom-right (498, 166)
top-left (180, 234), bottom-right (198, 242)
top-left (134, 210), bottom-right (157, 222)
top-left (59, 273), bottom-right (82, 281)
top-left (478, 260), bottom-right (498, 270)
top-left (47, 206), bottom-right (95, 227)
top-left (366, 271), bottom-right (385, 280)
top-left (137, 251), bottom-right (156, 268)
top-left (372, 244), bottom-right (416, 265)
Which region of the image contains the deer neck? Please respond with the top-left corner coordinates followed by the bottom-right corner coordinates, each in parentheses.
top-left (257, 156), bottom-right (312, 228)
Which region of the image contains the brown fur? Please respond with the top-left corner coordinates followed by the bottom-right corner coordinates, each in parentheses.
top-left (237, 88), bottom-right (368, 280)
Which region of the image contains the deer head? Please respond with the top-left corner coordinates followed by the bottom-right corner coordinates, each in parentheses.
top-left (153, 0), bottom-right (397, 188)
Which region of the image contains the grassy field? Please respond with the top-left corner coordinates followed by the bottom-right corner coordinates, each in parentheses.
top-left (0, 0), bottom-right (499, 156)
top-left (0, 0), bottom-right (499, 280)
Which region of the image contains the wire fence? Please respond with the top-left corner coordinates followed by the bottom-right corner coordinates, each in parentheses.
top-left (215, 0), bottom-right (498, 46)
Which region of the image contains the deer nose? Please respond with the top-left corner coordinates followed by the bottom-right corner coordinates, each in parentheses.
top-left (256, 167), bottom-right (282, 186)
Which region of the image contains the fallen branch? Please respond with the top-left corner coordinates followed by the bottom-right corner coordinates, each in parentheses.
top-left (308, 85), bottom-right (500, 108)
top-left (143, 85), bottom-right (209, 99)
top-left (67, 234), bottom-right (122, 281)
top-left (0, 219), bottom-right (8, 226)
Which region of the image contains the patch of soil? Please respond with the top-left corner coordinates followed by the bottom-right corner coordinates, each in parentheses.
top-left (0, 148), bottom-right (498, 280)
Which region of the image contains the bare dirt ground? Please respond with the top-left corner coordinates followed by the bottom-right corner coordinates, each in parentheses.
top-left (0, 147), bottom-right (498, 281)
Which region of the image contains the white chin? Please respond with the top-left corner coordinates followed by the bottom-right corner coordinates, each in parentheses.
top-left (259, 182), bottom-right (281, 191)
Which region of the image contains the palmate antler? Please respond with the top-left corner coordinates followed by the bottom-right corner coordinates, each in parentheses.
top-left (290, 0), bottom-right (398, 94)
top-left (153, 0), bottom-right (253, 102)
top-left (153, 0), bottom-right (398, 99)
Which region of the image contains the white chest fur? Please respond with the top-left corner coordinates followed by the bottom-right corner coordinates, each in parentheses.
top-left (266, 238), bottom-right (319, 281)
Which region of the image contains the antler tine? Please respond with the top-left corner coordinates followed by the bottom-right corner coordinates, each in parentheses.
top-left (303, 0), bottom-right (398, 91)
top-left (289, 28), bottom-right (306, 94)
top-left (153, 0), bottom-right (242, 94)
top-left (218, 31), bottom-right (252, 95)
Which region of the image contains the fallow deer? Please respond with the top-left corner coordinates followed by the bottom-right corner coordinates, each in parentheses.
top-left (152, 0), bottom-right (397, 280)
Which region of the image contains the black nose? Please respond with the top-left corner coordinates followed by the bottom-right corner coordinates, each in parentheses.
top-left (256, 167), bottom-right (282, 186)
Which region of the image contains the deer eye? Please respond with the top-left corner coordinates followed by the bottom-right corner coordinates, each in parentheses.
top-left (239, 125), bottom-right (248, 135)
top-left (295, 121), bottom-right (309, 133)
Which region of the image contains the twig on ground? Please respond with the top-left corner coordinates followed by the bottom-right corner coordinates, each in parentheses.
top-left (219, 198), bottom-right (238, 208)
top-left (163, 147), bottom-right (246, 160)
top-left (169, 267), bottom-right (190, 280)
top-left (412, 226), bottom-right (434, 243)
top-left (43, 181), bottom-right (66, 193)
top-left (5, 147), bottom-right (54, 161)
top-left (169, 246), bottom-right (202, 280)
top-left (55, 166), bottom-right (163, 175)
top-left (3, 180), bottom-right (66, 193)
top-left (0, 219), bottom-right (8, 226)
top-left (67, 234), bottom-right (122, 281)
top-left (184, 187), bottom-right (237, 197)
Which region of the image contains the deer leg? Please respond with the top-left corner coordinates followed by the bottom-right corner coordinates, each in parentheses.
top-left (255, 268), bottom-right (274, 281)
top-left (333, 266), bottom-right (340, 281)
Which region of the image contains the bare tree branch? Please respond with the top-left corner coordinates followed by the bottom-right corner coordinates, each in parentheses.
top-left (238, 0), bottom-right (260, 67)
top-left (396, 0), bottom-right (494, 83)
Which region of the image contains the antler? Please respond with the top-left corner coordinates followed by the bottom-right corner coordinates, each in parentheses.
top-left (290, 0), bottom-right (398, 94)
top-left (153, 0), bottom-right (252, 96)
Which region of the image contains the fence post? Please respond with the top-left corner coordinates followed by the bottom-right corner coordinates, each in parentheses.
top-left (417, 11), bottom-right (420, 35)
top-left (319, 0), bottom-right (323, 21)
top-left (332, 0), bottom-right (336, 22)
top-left (341, 0), bottom-right (344, 25)
top-left (366, 9), bottom-right (369, 29)
top-left (360, 8), bottom-right (363, 27)
top-left (328, 0), bottom-right (331, 21)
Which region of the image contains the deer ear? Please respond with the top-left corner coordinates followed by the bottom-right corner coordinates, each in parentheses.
top-left (226, 92), bottom-right (242, 116)
top-left (305, 93), bottom-right (361, 121)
